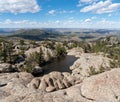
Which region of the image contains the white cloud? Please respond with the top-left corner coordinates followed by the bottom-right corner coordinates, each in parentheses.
top-left (3, 19), bottom-right (30, 25)
top-left (0, 0), bottom-right (40, 14)
top-left (91, 16), bottom-right (96, 19)
top-left (80, 0), bottom-right (120, 14)
top-left (59, 10), bottom-right (75, 14)
top-left (84, 18), bottom-right (92, 23)
top-left (77, 0), bottom-right (97, 7)
top-left (83, 16), bottom-right (96, 23)
top-left (48, 10), bottom-right (56, 15)
top-left (80, 0), bottom-right (95, 3)
top-left (0, 19), bottom-right (120, 29)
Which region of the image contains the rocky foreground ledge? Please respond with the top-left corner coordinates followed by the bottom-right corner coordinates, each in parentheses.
top-left (0, 68), bottom-right (120, 102)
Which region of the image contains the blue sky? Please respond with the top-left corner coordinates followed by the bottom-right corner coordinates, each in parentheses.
top-left (0, 0), bottom-right (120, 28)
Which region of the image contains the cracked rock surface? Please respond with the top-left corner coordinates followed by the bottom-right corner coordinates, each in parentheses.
top-left (0, 68), bottom-right (120, 102)
top-left (70, 53), bottom-right (111, 77)
top-left (28, 71), bottom-right (82, 92)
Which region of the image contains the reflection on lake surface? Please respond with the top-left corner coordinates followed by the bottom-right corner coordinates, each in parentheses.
top-left (42, 55), bottom-right (78, 74)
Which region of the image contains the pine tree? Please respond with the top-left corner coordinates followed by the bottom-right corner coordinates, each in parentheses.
top-left (55, 44), bottom-right (66, 57)
top-left (38, 47), bottom-right (44, 66)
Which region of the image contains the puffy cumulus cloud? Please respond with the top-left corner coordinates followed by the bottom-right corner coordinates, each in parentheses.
top-left (77, 0), bottom-right (97, 7)
top-left (80, 0), bottom-right (120, 14)
top-left (91, 16), bottom-right (96, 19)
top-left (0, 0), bottom-right (40, 14)
top-left (80, 0), bottom-right (95, 3)
top-left (59, 10), bottom-right (75, 14)
top-left (82, 17), bottom-right (96, 23)
top-left (48, 9), bottom-right (75, 15)
top-left (48, 10), bottom-right (56, 15)
top-left (84, 18), bottom-right (92, 23)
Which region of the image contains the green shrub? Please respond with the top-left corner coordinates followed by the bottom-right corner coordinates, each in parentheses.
top-left (88, 66), bottom-right (98, 76)
top-left (88, 66), bottom-right (105, 76)
top-left (55, 44), bottom-right (67, 57)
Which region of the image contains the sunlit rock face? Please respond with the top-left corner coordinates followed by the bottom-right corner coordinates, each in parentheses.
top-left (0, 63), bottom-right (17, 73)
top-left (81, 68), bottom-right (120, 102)
top-left (1, 68), bottom-right (120, 102)
top-left (70, 53), bottom-right (111, 77)
top-left (28, 71), bottom-right (82, 92)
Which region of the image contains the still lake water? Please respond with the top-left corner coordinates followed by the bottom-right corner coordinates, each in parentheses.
top-left (42, 55), bottom-right (78, 74)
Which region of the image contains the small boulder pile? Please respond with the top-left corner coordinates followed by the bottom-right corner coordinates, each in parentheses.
top-left (0, 63), bottom-right (17, 73)
top-left (28, 71), bottom-right (82, 92)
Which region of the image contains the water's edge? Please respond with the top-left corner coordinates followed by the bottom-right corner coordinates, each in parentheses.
top-left (42, 55), bottom-right (78, 74)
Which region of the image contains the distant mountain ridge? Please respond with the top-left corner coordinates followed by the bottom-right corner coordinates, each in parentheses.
top-left (0, 28), bottom-right (119, 41)
top-left (7, 29), bottom-right (62, 40)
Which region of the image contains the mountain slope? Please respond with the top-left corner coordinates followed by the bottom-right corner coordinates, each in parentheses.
top-left (8, 29), bottom-right (61, 40)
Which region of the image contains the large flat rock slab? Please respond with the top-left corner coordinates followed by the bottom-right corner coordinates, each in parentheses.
top-left (81, 68), bottom-right (120, 102)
